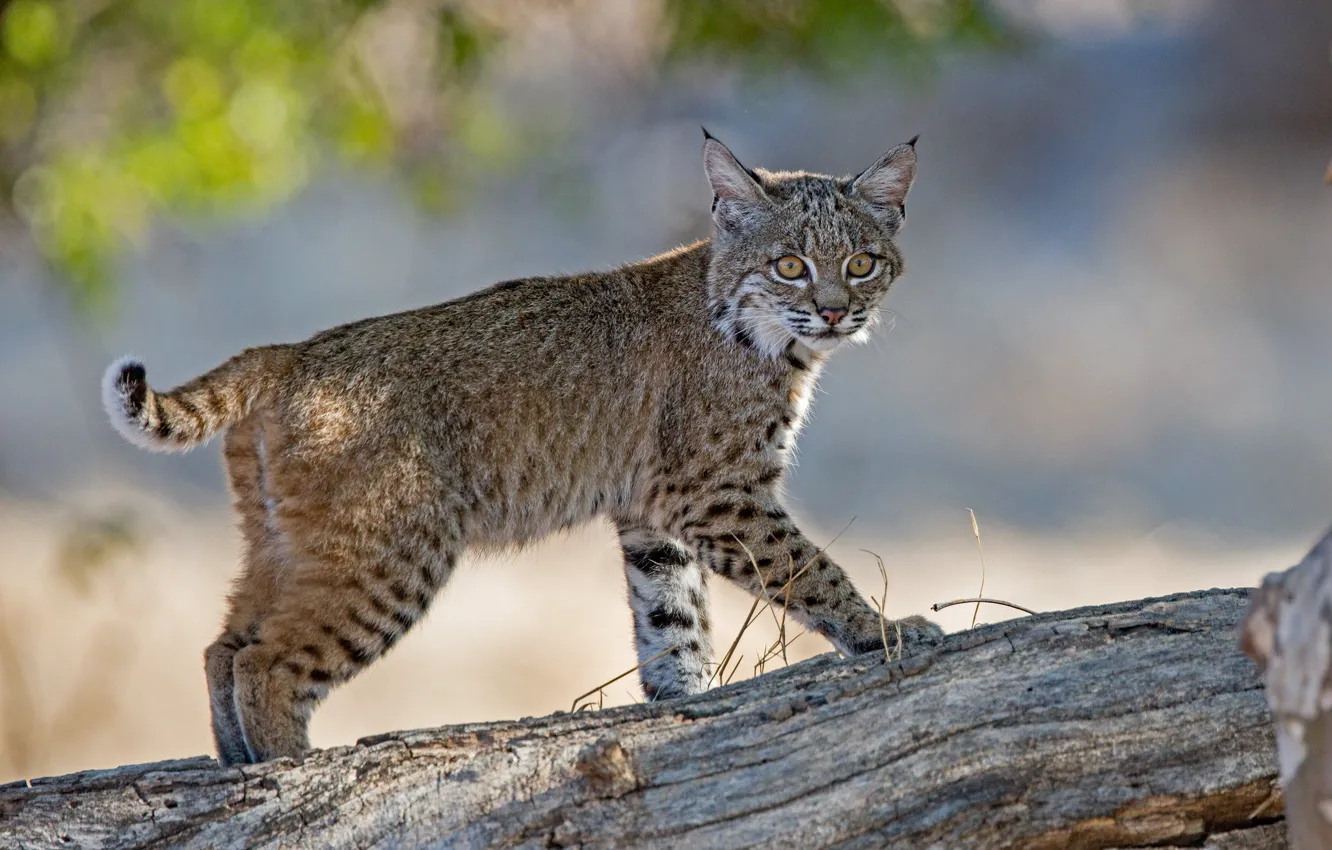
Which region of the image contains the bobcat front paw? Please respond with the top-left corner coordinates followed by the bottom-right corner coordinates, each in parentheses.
top-left (843, 614), bottom-right (944, 657)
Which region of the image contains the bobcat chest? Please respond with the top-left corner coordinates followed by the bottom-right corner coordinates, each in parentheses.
top-left (744, 357), bottom-right (820, 465)
top-left (773, 368), bottom-right (817, 453)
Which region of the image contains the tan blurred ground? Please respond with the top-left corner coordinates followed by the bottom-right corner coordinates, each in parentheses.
top-left (0, 496), bottom-right (1301, 784)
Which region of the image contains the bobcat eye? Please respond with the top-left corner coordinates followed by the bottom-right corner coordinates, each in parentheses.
top-left (773, 255), bottom-right (807, 280)
top-left (846, 252), bottom-right (877, 279)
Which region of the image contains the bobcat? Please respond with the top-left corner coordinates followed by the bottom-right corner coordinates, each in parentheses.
top-left (102, 131), bottom-right (943, 766)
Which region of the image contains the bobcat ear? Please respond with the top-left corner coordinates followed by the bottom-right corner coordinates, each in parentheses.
top-left (851, 136), bottom-right (917, 211)
top-left (701, 129), bottom-right (767, 208)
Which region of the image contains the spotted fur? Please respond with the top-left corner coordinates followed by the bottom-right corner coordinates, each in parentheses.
top-left (103, 132), bottom-right (941, 765)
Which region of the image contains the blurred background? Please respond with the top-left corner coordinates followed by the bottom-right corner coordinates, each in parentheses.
top-left (1, 0), bottom-right (1329, 784)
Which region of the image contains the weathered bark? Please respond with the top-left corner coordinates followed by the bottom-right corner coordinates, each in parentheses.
top-left (1243, 525), bottom-right (1332, 850)
top-left (1, 588), bottom-right (1284, 849)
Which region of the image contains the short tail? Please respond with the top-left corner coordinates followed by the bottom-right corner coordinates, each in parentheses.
top-left (101, 346), bottom-right (293, 453)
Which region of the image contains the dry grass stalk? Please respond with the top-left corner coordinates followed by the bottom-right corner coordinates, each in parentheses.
top-left (754, 630), bottom-right (805, 676)
top-left (734, 536), bottom-right (796, 671)
top-left (778, 556), bottom-right (792, 665)
top-left (734, 536), bottom-right (786, 635)
top-left (723, 654), bottom-right (744, 686)
top-left (756, 633), bottom-right (786, 672)
top-left (1248, 788), bottom-right (1282, 820)
top-left (577, 518), bottom-right (861, 706)
top-left (863, 549), bottom-right (893, 663)
top-left (710, 518), bottom-right (856, 690)
top-left (753, 516), bottom-right (858, 631)
top-left (967, 508), bottom-right (987, 629)
top-left (757, 635), bottom-right (783, 677)
top-left (572, 644), bottom-right (678, 712)
top-left (708, 594), bottom-right (764, 689)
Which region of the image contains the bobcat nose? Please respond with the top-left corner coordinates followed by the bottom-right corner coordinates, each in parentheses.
top-left (817, 306), bottom-right (847, 327)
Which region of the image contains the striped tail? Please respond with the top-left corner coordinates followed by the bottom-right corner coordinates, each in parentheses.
top-left (101, 346), bottom-right (293, 453)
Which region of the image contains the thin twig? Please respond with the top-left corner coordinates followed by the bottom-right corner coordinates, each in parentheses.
top-left (931, 598), bottom-right (1037, 616)
top-left (571, 644), bottom-right (677, 713)
top-left (967, 509), bottom-right (987, 629)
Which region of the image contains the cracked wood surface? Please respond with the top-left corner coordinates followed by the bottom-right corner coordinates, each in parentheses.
top-left (0, 588), bottom-right (1285, 849)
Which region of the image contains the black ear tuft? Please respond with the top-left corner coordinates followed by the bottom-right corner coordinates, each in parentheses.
top-left (907, 134), bottom-right (920, 148)
top-left (701, 125), bottom-right (717, 142)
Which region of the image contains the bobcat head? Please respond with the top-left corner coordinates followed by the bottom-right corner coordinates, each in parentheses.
top-left (702, 131), bottom-right (917, 358)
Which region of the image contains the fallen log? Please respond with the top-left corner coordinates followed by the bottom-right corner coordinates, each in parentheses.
top-left (0, 588), bottom-right (1284, 849)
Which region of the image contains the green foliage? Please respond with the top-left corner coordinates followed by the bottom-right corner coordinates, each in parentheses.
top-left (665, 0), bottom-right (1006, 75)
top-left (0, 0), bottom-right (497, 309)
top-left (0, 0), bottom-right (1004, 308)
